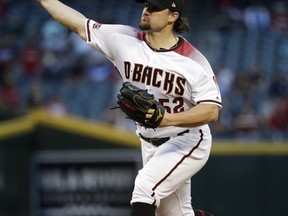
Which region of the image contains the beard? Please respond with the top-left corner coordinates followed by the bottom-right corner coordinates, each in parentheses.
top-left (139, 21), bottom-right (151, 31)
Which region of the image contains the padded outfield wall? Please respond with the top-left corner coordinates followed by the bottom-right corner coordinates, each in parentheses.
top-left (0, 110), bottom-right (288, 216)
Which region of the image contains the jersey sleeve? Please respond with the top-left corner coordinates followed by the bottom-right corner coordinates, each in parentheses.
top-left (181, 42), bottom-right (222, 109)
top-left (193, 68), bottom-right (222, 108)
top-left (85, 19), bottom-right (139, 63)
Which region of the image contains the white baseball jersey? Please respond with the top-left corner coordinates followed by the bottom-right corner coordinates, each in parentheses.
top-left (85, 19), bottom-right (222, 138)
top-left (86, 19), bottom-right (222, 216)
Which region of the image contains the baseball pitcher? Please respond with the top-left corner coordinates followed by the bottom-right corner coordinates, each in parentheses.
top-left (34, 0), bottom-right (222, 215)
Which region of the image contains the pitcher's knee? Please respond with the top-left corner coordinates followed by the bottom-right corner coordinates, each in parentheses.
top-left (131, 173), bottom-right (160, 207)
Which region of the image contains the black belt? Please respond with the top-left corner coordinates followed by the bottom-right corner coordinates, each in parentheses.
top-left (139, 129), bottom-right (189, 147)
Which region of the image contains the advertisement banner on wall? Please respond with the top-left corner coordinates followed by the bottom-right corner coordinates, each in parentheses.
top-left (30, 149), bottom-right (142, 216)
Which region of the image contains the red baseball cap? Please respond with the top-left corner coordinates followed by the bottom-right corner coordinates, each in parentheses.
top-left (135, 0), bottom-right (184, 14)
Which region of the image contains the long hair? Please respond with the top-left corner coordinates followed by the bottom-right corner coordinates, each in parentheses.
top-left (174, 17), bottom-right (189, 34)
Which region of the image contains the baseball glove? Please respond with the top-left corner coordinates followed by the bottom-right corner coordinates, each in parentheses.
top-left (116, 82), bottom-right (165, 129)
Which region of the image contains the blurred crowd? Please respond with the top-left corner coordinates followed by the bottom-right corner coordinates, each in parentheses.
top-left (208, 0), bottom-right (288, 141)
top-left (212, 0), bottom-right (288, 32)
top-left (0, 0), bottom-right (287, 141)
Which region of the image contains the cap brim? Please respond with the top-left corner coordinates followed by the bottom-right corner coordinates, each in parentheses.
top-left (135, 0), bottom-right (167, 10)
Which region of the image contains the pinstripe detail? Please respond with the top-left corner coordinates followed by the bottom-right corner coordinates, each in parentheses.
top-left (151, 129), bottom-right (204, 195)
top-left (152, 198), bottom-right (156, 206)
top-left (86, 19), bottom-right (91, 42)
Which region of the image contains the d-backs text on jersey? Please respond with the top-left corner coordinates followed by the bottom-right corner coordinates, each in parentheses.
top-left (124, 61), bottom-right (186, 96)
